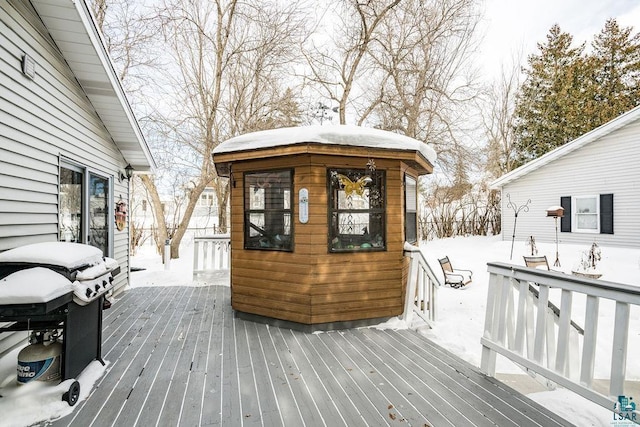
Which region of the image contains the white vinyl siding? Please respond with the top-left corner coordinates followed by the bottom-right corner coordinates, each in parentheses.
top-left (0, 1), bottom-right (142, 357)
top-left (0, 1), bottom-right (130, 284)
top-left (499, 118), bottom-right (640, 248)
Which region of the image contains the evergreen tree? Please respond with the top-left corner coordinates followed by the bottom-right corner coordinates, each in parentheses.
top-left (512, 24), bottom-right (585, 165)
top-left (589, 18), bottom-right (640, 124)
top-left (511, 20), bottom-right (640, 167)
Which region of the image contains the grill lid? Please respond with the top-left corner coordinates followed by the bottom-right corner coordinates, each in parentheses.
top-left (0, 242), bottom-right (120, 307)
top-left (0, 267), bottom-right (73, 305)
top-left (0, 242), bottom-right (103, 271)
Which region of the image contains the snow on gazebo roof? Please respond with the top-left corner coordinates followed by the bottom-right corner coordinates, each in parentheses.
top-left (213, 124), bottom-right (437, 165)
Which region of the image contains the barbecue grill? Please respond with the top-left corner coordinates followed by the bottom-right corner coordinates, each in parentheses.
top-left (0, 242), bottom-right (120, 405)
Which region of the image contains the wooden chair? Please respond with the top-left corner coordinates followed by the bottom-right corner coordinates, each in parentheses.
top-left (522, 255), bottom-right (584, 335)
top-left (523, 255), bottom-right (550, 270)
top-left (438, 256), bottom-right (473, 288)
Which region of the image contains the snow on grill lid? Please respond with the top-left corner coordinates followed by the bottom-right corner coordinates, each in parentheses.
top-left (0, 267), bottom-right (73, 304)
top-left (0, 242), bottom-right (104, 270)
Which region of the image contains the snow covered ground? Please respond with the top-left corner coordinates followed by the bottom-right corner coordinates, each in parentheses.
top-left (418, 235), bottom-right (640, 427)
top-left (1, 235), bottom-right (638, 426)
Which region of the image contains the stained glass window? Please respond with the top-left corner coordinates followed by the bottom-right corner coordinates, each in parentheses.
top-left (328, 168), bottom-right (385, 252)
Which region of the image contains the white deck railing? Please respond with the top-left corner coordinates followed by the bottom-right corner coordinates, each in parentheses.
top-left (193, 234), bottom-right (230, 274)
top-left (481, 261), bottom-right (640, 415)
top-left (402, 243), bottom-right (441, 327)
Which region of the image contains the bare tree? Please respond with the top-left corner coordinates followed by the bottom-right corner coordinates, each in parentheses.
top-left (90, 0), bottom-right (158, 99)
top-left (303, 0), bottom-right (402, 124)
top-left (362, 0), bottom-right (481, 168)
top-left (142, 0), bottom-right (310, 258)
top-left (480, 58), bottom-right (521, 178)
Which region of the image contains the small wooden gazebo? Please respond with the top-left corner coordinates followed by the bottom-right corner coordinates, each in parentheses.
top-left (213, 125), bottom-right (435, 328)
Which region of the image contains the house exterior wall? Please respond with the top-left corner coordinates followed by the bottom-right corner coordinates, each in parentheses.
top-left (0, 1), bottom-right (132, 357)
top-left (500, 118), bottom-right (640, 248)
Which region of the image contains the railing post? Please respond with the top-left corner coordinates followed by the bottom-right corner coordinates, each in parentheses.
top-left (580, 295), bottom-right (599, 388)
top-left (164, 239), bottom-right (171, 270)
top-left (193, 238), bottom-right (201, 272)
top-left (513, 279), bottom-right (528, 354)
top-left (533, 285), bottom-right (549, 364)
top-left (402, 250), bottom-right (419, 323)
top-left (610, 301), bottom-right (630, 397)
top-left (481, 272), bottom-right (500, 376)
top-left (555, 289), bottom-right (573, 376)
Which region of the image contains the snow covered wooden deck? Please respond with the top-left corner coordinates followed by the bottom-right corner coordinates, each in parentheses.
top-left (52, 283), bottom-right (573, 427)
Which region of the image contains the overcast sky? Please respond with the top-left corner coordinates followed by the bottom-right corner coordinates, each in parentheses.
top-left (477, 0), bottom-right (640, 81)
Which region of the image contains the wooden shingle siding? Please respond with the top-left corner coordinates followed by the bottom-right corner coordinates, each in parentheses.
top-left (501, 118), bottom-right (640, 248)
top-left (229, 154), bottom-right (411, 324)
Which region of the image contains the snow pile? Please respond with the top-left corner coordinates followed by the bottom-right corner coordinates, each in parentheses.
top-left (0, 242), bottom-right (103, 271)
top-left (0, 268), bottom-right (73, 304)
top-left (0, 347), bottom-right (107, 427)
top-left (213, 124), bottom-right (437, 164)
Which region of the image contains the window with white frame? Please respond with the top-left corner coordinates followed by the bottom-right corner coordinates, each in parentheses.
top-left (199, 193), bottom-right (214, 206)
top-left (404, 174), bottom-right (418, 244)
top-left (574, 195), bottom-right (599, 232)
top-left (560, 194), bottom-right (613, 235)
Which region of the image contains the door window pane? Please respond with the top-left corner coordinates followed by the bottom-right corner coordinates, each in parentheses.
top-left (59, 167), bottom-right (83, 242)
top-left (89, 173), bottom-right (109, 254)
top-left (59, 163), bottom-right (112, 256)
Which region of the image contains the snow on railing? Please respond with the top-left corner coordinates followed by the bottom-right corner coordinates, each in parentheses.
top-left (402, 243), bottom-right (441, 327)
top-left (481, 261), bottom-right (640, 416)
top-left (193, 234), bottom-right (230, 274)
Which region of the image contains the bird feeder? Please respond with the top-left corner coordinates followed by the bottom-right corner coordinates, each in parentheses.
top-left (546, 206), bottom-right (564, 267)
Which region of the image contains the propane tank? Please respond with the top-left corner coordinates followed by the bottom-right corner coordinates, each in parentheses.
top-left (17, 331), bottom-right (62, 384)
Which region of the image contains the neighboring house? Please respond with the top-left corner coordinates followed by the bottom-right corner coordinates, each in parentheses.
top-left (1, 0), bottom-right (155, 282)
top-left (130, 186), bottom-right (222, 248)
top-left (491, 105), bottom-right (640, 248)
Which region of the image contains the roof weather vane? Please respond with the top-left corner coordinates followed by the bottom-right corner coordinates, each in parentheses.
top-left (312, 102), bottom-right (338, 125)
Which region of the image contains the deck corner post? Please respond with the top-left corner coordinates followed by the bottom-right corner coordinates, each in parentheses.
top-left (481, 343), bottom-right (497, 376)
top-left (402, 250), bottom-right (419, 323)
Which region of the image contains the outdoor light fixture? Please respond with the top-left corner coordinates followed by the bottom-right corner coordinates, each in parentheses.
top-left (120, 164), bottom-right (134, 182)
top-left (21, 54), bottom-right (36, 79)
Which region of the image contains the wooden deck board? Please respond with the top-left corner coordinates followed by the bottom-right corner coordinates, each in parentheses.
top-left (323, 329), bottom-right (451, 426)
top-left (51, 284), bottom-right (574, 427)
top-left (101, 287), bottom-right (195, 425)
top-left (179, 284), bottom-right (220, 426)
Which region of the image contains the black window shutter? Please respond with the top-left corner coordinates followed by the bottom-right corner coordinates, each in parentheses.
top-left (600, 193), bottom-right (614, 234)
top-left (560, 196), bottom-right (571, 232)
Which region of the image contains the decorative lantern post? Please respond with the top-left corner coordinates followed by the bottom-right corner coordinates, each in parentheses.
top-left (546, 206), bottom-right (565, 267)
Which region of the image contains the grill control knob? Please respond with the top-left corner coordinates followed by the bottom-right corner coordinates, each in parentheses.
top-left (95, 284), bottom-right (101, 292)
top-left (109, 276), bottom-right (114, 284)
top-left (85, 288), bottom-right (92, 298)
top-left (102, 280), bottom-right (108, 288)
